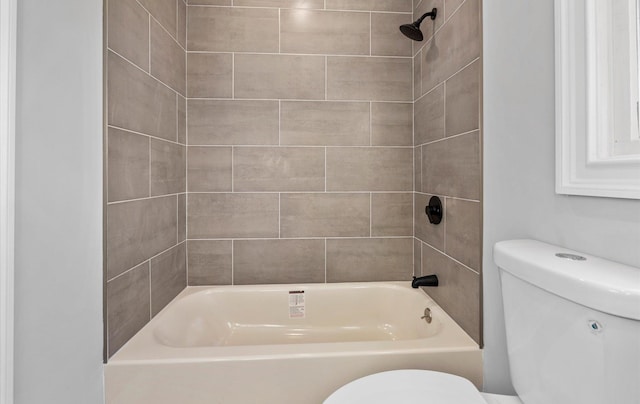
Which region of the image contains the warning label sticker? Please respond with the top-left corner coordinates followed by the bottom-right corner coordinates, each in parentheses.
top-left (288, 290), bottom-right (305, 319)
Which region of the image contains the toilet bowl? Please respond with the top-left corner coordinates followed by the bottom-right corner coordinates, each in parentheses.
top-left (324, 369), bottom-right (521, 404)
top-left (325, 240), bottom-right (640, 404)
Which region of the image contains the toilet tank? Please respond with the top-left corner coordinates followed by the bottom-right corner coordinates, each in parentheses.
top-left (494, 240), bottom-right (640, 404)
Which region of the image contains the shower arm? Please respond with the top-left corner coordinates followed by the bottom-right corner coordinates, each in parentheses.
top-left (415, 8), bottom-right (438, 26)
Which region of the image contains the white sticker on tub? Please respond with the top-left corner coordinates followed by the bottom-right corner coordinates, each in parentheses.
top-left (289, 290), bottom-right (305, 319)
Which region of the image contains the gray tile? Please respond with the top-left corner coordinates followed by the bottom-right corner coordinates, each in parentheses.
top-left (178, 94), bottom-right (186, 144)
top-left (187, 240), bottom-right (232, 285)
top-left (371, 193), bottom-right (413, 236)
top-left (414, 84), bottom-right (444, 145)
top-left (187, 147), bottom-right (232, 192)
top-left (445, 198), bottom-right (481, 271)
top-left (150, 19), bottom-right (186, 95)
top-left (414, 146), bottom-right (422, 191)
top-left (150, 139), bottom-right (186, 196)
top-left (233, 147), bottom-right (325, 192)
top-left (177, 0), bottom-right (186, 48)
top-left (235, 54), bottom-right (325, 100)
top-left (445, 59), bottom-right (480, 137)
top-left (420, 243), bottom-right (480, 343)
top-left (107, 127), bottom-right (149, 202)
top-left (326, 147), bottom-right (413, 191)
top-left (187, 0), bottom-right (230, 4)
top-left (234, 0), bottom-right (324, 7)
top-left (280, 193), bottom-right (370, 237)
top-left (187, 100), bottom-right (279, 145)
top-left (234, 239), bottom-right (325, 284)
top-left (108, 51), bottom-right (177, 141)
top-left (187, 193), bottom-right (279, 238)
top-left (326, 238), bottom-right (413, 282)
top-left (413, 49), bottom-right (422, 100)
top-left (139, 0), bottom-right (177, 38)
top-left (445, 0), bottom-right (465, 19)
top-left (150, 242), bottom-right (186, 316)
top-left (414, 192), bottom-right (444, 250)
top-left (325, 0), bottom-right (412, 12)
top-left (327, 56), bottom-right (412, 101)
top-left (421, 130), bottom-right (481, 200)
top-left (421, 0), bottom-right (480, 93)
top-left (371, 13), bottom-right (412, 57)
top-left (187, 53), bottom-right (232, 98)
top-left (414, 238), bottom-right (421, 276)
top-left (178, 193), bottom-right (186, 243)
top-left (280, 101), bottom-right (369, 146)
top-left (371, 102), bottom-right (413, 146)
top-left (107, 0), bottom-right (149, 71)
top-left (107, 196), bottom-right (177, 279)
top-left (280, 10), bottom-right (370, 55)
top-left (187, 7), bottom-right (279, 52)
top-left (106, 262), bottom-right (150, 357)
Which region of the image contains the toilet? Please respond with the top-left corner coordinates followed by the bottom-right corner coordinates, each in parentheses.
top-left (325, 239), bottom-right (640, 404)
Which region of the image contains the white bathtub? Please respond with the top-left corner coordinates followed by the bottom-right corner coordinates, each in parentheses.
top-left (105, 282), bottom-right (482, 404)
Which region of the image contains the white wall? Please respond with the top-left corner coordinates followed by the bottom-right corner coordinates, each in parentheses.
top-left (14, 0), bottom-right (104, 403)
top-left (483, 0), bottom-right (640, 394)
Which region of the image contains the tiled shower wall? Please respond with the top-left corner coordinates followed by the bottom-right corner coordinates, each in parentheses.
top-left (105, 0), bottom-right (187, 357)
top-left (412, 0), bottom-right (482, 343)
top-left (185, 0), bottom-right (416, 285)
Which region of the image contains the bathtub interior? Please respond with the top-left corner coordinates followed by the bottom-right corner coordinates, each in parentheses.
top-left (153, 282), bottom-right (444, 348)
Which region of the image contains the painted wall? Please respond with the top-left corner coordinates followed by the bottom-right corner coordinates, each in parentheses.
top-left (483, 0), bottom-right (640, 394)
top-left (14, 0), bottom-right (104, 402)
top-left (412, 0), bottom-right (483, 345)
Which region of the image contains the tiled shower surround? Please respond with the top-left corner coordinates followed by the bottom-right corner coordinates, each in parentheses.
top-left (105, 0), bottom-right (482, 357)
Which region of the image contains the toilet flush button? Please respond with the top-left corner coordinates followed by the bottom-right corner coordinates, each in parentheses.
top-left (588, 320), bottom-right (603, 334)
top-left (555, 253), bottom-right (587, 261)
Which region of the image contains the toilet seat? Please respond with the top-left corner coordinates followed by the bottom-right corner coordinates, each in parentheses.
top-left (324, 369), bottom-right (489, 404)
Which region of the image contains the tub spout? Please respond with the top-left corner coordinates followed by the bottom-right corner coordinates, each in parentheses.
top-left (412, 275), bottom-right (439, 288)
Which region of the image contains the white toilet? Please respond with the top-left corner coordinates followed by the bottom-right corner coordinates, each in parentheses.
top-left (325, 239), bottom-right (640, 404)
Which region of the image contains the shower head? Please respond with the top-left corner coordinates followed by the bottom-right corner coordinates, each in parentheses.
top-left (399, 8), bottom-right (438, 41)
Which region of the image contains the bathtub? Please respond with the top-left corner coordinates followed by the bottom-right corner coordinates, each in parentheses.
top-left (105, 282), bottom-right (482, 404)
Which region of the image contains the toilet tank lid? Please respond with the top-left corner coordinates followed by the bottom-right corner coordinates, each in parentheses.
top-left (494, 239), bottom-right (640, 321)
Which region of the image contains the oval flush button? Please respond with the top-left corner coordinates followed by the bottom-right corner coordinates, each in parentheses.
top-left (555, 253), bottom-right (587, 261)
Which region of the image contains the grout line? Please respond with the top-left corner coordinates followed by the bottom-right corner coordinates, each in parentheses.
top-left (278, 8), bottom-right (281, 53)
top-left (188, 4), bottom-right (411, 14)
top-left (148, 138), bottom-right (152, 196)
top-left (108, 124), bottom-right (183, 147)
top-left (148, 14), bottom-right (151, 71)
top-left (231, 240), bottom-right (234, 285)
top-left (417, 57), bottom-right (480, 101)
top-left (369, 193), bottom-right (372, 237)
top-left (415, 128), bottom-right (480, 147)
top-left (186, 50), bottom-right (412, 59)
top-left (278, 100), bottom-right (281, 145)
top-left (324, 148), bottom-right (327, 192)
top-left (107, 192), bottom-right (185, 206)
top-left (414, 192), bottom-right (480, 203)
top-left (107, 241), bottom-right (186, 284)
top-left (369, 12), bottom-right (372, 56)
top-left (324, 238), bottom-right (327, 283)
top-left (148, 263), bottom-right (152, 318)
top-left (187, 97), bottom-right (412, 103)
top-left (187, 190), bottom-right (415, 195)
top-left (278, 193), bottom-right (281, 238)
top-left (188, 236), bottom-right (414, 241)
top-left (186, 144), bottom-right (414, 149)
top-left (231, 146), bottom-right (234, 192)
top-left (369, 102), bottom-right (372, 146)
top-left (108, 48), bottom-right (183, 97)
top-left (324, 56), bottom-right (328, 100)
top-left (231, 53), bottom-right (235, 99)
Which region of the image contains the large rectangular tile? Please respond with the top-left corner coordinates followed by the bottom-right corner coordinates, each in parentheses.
top-left (420, 243), bottom-right (480, 343)
top-left (107, 262), bottom-right (150, 357)
top-left (414, 84), bottom-right (444, 145)
top-left (414, 238), bottom-right (422, 276)
top-left (325, 0), bottom-right (412, 12)
top-left (326, 238), bottom-right (413, 282)
top-left (371, 193), bottom-right (413, 236)
top-left (107, 0), bottom-right (149, 71)
top-left (234, 239), bottom-right (325, 284)
top-left (234, 54), bottom-right (325, 100)
top-left (414, 193), bottom-right (444, 250)
top-left (187, 7), bottom-right (279, 52)
top-left (187, 147), bottom-right (232, 192)
top-left (327, 57), bottom-right (412, 101)
top-left (150, 19), bottom-right (186, 95)
top-left (178, 94), bottom-right (186, 144)
top-left (187, 240), bottom-right (232, 285)
top-left (326, 147), bottom-right (413, 191)
top-left (413, 48), bottom-right (422, 100)
top-left (420, 0), bottom-right (480, 93)
top-left (371, 102), bottom-right (413, 146)
top-left (233, 147), bottom-right (325, 192)
top-left (107, 196), bottom-right (177, 279)
top-left (138, 0), bottom-right (177, 38)
top-left (280, 10), bottom-right (370, 55)
top-left (234, 0), bottom-right (324, 7)
top-left (187, 193), bottom-right (279, 238)
top-left (108, 51), bottom-right (177, 141)
top-left (150, 139), bottom-right (186, 196)
top-left (445, 59), bottom-right (480, 137)
top-left (187, 53), bottom-right (232, 98)
top-left (178, 193), bottom-right (186, 243)
top-left (107, 127), bottom-right (149, 202)
top-left (445, 198), bottom-right (481, 272)
top-left (421, 131), bottom-right (481, 199)
top-left (188, 100), bottom-right (279, 145)
top-left (280, 101), bottom-right (370, 146)
top-left (280, 193), bottom-right (370, 237)
top-left (371, 13), bottom-right (412, 57)
top-left (177, 0), bottom-right (186, 48)
top-left (150, 243), bottom-right (186, 316)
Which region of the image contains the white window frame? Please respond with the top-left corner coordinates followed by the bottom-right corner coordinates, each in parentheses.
top-left (556, 0), bottom-right (640, 199)
top-left (0, 0), bottom-right (16, 402)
